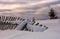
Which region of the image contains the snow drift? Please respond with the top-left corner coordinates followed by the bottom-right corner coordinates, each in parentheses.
top-left (0, 19), bottom-right (60, 39)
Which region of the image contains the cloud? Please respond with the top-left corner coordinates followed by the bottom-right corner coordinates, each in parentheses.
top-left (0, 0), bottom-right (60, 19)
top-left (0, 0), bottom-right (16, 2)
top-left (0, 0), bottom-right (59, 9)
top-left (0, 4), bottom-right (22, 9)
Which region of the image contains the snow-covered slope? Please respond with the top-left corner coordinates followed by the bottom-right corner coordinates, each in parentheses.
top-left (36, 19), bottom-right (60, 32)
top-left (0, 19), bottom-right (60, 39)
top-left (15, 20), bottom-right (28, 30)
top-left (0, 30), bottom-right (60, 39)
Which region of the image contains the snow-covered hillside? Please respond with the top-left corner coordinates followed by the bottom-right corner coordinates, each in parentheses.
top-left (36, 19), bottom-right (60, 32)
top-left (0, 19), bottom-right (60, 39)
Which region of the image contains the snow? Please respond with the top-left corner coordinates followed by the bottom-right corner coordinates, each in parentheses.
top-left (15, 20), bottom-right (27, 30)
top-left (15, 19), bottom-right (48, 32)
top-left (0, 19), bottom-right (60, 39)
top-left (0, 30), bottom-right (60, 39)
top-left (27, 24), bottom-right (48, 32)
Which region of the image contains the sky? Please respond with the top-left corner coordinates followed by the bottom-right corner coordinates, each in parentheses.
top-left (0, 0), bottom-right (60, 20)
